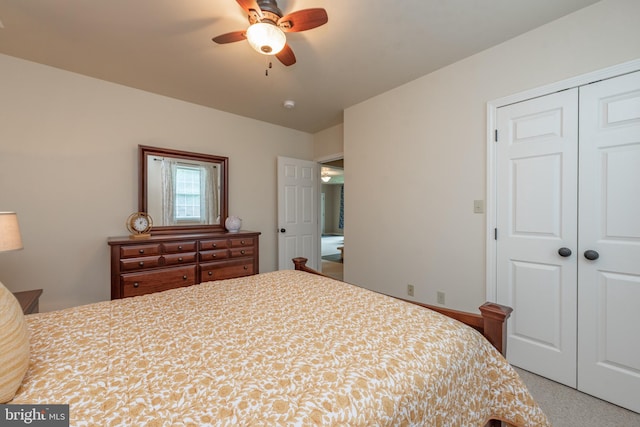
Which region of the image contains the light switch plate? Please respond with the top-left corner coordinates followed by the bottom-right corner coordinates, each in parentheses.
top-left (473, 200), bottom-right (484, 214)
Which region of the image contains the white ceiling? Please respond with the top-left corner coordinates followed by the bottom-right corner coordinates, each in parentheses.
top-left (0, 0), bottom-right (599, 133)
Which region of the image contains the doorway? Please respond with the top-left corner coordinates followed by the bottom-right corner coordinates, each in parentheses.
top-left (319, 159), bottom-right (344, 281)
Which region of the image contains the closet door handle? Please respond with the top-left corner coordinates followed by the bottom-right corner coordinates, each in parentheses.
top-left (584, 250), bottom-right (599, 261)
top-left (558, 247), bottom-right (572, 257)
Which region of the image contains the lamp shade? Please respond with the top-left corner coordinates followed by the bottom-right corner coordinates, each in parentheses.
top-left (0, 212), bottom-right (23, 252)
top-left (246, 22), bottom-right (286, 55)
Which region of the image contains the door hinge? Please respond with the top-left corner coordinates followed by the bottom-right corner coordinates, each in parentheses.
top-left (494, 129), bottom-right (498, 142)
top-left (494, 228), bottom-right (498, 240)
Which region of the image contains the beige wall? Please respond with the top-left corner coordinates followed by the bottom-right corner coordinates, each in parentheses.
top-left (313, 124), bottom-right (343, 160)
top-left (344, 0), bottom-right (640, 312)
top-left (0, 54), bottom-right (313, 311)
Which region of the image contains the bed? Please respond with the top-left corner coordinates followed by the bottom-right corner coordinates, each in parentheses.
top-left (2, 260), bottom-right (549, 426)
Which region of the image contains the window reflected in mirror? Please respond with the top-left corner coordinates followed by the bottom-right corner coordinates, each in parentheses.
top-left (146, 155), bottom-right (221, 226)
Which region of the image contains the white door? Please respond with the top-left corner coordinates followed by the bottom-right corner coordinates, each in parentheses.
top-left (496, 89), bottom-right (579, 387)
top-left (577, 70), bottom-right (640, 413)
top-left (277, 156), bottom-right (319, 270)
top-left (321, 193), bottom-right (326, 235)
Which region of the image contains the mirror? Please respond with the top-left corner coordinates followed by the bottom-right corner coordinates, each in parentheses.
top-left (139, 145), bottom-right (228, 234)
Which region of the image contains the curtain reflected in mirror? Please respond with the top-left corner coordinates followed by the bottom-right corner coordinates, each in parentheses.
top-left (139, 145), bottom-right (228, 234)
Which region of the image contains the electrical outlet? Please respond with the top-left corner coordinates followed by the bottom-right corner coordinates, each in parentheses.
top-left (437, 291), bottom-right (445, 305)
top-left (407, 284), bottom-right (415, 297)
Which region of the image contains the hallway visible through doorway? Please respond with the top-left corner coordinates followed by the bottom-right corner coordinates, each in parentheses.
top-left (320, 158), bottom-right (344, 281)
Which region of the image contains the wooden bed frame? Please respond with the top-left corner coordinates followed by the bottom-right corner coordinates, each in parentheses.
top-left (293, 257), bottom-right (513, 357)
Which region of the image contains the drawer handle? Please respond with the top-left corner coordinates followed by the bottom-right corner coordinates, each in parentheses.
top-left (243, 266), bottom-right (248, 270)
top-left (178, 257), bottom-right (183, 262)
top-left (212, 243), bottom-right (217, 248)
top-left (241, 240), bottom-right (245, 245)
top-left (139, 261), bottom-right (144, 267)
top-left (241, 250), bottom-right (246, 255)
top-left (178, 245), bottom-right (182, 250)
top-left (139, 249), bottom-right (145, 254)
top-left (208, 271), bottom-right (213, 276)
top-left (133, 282), bottom-right (140, 288)
top-left (183, 275), bottom-right (187, 280)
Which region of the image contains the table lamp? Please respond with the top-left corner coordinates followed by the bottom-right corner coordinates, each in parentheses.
top-left (0, 212), bottom-right (23, 253)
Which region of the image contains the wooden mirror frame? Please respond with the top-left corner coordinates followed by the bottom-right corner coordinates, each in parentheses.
top-left (139, 145), bottom-right (229, 235)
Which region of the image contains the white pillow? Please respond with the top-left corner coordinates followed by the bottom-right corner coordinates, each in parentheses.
top-left (0, 281), bottom-right (30, 403)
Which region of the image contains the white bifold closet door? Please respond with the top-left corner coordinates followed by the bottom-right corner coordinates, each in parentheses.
top-left (496, 70), bottom-right (640, 413)
top-left (577, 71), bottom-right (640, 412)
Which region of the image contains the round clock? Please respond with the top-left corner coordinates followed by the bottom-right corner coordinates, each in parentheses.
top-left (126, 212), bottom-right (153, 238)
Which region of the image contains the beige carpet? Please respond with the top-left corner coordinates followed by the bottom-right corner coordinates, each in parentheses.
top-left (514, 367), bottom-right (640, 426)
top-left (321, 260), bottom-right (343, 281)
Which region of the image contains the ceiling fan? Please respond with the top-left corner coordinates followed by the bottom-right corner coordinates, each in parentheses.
top-left (212, 0), bottom-right (328, 66)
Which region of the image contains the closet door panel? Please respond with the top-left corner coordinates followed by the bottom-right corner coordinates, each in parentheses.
top-left (578, 70), bottom-right (640, 413)
top-left (496, 88), bottom-right (578, 387)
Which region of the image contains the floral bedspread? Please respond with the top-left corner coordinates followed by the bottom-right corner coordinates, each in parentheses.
top-left (13, 270), bottom-right (549, 426)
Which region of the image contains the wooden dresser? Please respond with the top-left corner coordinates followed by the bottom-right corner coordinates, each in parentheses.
top-left (108, 231), bottom-right (260, 299)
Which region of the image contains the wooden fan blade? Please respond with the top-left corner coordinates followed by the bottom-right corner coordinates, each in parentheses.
top-left (276, 43), bottom-right (296, 66)
top-left (212, 31), bottom-right (247, 44)
top-left (278, 8), bottom-right (328, 32)
top-left (236, 0), bottom-right (262, 18)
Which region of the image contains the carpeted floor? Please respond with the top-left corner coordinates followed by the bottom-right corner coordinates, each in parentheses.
top-left (321, 235), bottom-right (344, 281)
top-left (514, 367), bottom-right (640, 426)
top-left (321, 260), bottom-right (343, 281)
top-left (321, 253), bottom-right (342, 263)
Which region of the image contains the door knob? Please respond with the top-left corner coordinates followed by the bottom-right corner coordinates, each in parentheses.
top-left (280, 228), bottom-right (286, 233)
top-left (558, 247), bottom-right (572, 257)
top-left (584, 250), bottom-right (600, 260)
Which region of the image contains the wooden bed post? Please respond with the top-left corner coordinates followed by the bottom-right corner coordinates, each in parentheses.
top-left (293, 257), bottom-right (310, 271)
top-left (293, 257), bottom-right (513, 357)
top-left (479, 302), bottom-right (513, 356)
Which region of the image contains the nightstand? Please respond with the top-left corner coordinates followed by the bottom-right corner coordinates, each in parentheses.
top-left (13, 289), bottom-right (43, 315)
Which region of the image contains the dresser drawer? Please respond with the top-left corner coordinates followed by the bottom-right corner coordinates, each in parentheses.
top-left (199, 249), bottom-right (229, 262)
top-left (163, 241), bottom-right (197, 253)
top-left (163, 252), bottom-right (197, 266)
top-left (230, 246), bottom-right (254, 258)
top-left (109, 231), bottom-right (260, 299)
top-left (200, 260), bottom-right (254, 282)
top-left (229, 237), bottom-right (254, 248)
top-left (200, 239), bottom-right (228, 250)
top-left (120, 255), bottom-right (162, 271)
top-left (120, 244), bottom-right (161, 258)
top-left (121, 266), bottom-right (196, 298)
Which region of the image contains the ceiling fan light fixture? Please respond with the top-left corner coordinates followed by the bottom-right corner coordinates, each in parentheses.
top-left (246, 22), bottom-right (286, 55)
